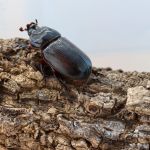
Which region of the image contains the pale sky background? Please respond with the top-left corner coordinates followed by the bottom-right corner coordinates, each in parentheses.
top-left (0, 0), bottom-right (150, 71)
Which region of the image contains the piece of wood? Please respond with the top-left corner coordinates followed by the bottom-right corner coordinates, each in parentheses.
top-left (0, 38), bottom-right (149, 150)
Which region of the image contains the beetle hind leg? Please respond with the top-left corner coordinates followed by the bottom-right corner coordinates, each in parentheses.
top-left (50, 67), bottom-right (69, 91)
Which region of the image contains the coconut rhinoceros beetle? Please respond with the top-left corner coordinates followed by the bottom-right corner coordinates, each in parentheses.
top-left (19, 20), bottom-right (92, 86)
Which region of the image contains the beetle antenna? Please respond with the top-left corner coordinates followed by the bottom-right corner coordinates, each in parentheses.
top-left (19, 19), bottom-right (38, 32)
top-left (19, 27), bottom-right (27, 32)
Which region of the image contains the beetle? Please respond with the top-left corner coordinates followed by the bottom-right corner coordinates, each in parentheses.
top-left (19, 20), bottom-right (92, 86)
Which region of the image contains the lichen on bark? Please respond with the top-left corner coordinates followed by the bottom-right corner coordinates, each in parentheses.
top-left (0, 38), bottom-right (149, 150)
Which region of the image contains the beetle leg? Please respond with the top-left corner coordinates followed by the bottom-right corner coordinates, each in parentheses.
top-left (50, 67), bottom-right (69, 91)
top-left (39, 63), bottom-right (45, 77)
top-left (36, 60), bottom-right (50, 86)
top-left (39, 63), bottom-right (48, 86)
top-left (57, 77), bottom-right (69, 91)
top-left (37, 59), bottom-right (69, 90)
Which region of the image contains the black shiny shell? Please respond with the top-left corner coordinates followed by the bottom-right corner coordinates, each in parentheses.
top-left (43, 37), bottom-right (92, 80)
top-left (28, 26), bottom-right (61, 48)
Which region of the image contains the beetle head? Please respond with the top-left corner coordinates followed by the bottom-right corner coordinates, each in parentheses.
top-left (19, 19), bottom-right (38, 32)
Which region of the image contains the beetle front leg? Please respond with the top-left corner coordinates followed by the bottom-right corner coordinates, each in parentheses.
top-left (36, 60), bottom-right (52, 86)
top-left (39, 63), bottom-right (48, 86)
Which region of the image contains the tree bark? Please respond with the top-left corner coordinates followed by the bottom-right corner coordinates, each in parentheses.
top-left (0, 38), bottom-right (149, 150)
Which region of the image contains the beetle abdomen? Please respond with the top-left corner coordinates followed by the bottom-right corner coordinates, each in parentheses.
top-left (43, 37), bottom-right (92, 80)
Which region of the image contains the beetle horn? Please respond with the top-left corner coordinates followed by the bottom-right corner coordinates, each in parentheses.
top-left (35, 19), bottom-right (38, 25)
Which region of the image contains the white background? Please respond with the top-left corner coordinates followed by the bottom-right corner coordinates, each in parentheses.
top-left (0, 0), bottom-right (150, 71)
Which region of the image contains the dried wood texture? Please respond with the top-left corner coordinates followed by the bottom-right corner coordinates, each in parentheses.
top-left (0, 38), bottom-right (149, 150)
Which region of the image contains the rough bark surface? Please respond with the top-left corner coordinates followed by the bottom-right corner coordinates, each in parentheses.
top-left (0, 38), bottom-right (149, 150)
